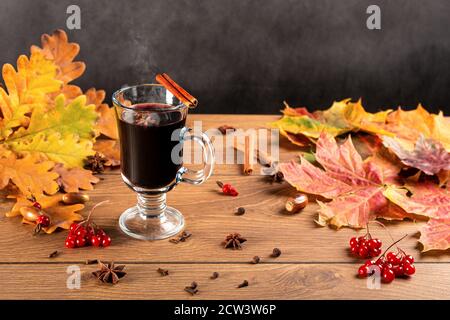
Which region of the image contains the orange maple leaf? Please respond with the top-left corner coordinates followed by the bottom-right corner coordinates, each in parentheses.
top-left (279, 133), bottom-right (411, 228)
top-left (381, 104), bottom-right (450, 152)
top-left (384, 183), bottom-right (450, 251)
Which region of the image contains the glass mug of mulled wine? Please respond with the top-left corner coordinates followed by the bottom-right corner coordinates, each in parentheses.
top-left (113, 84), bottom-right (214, 240)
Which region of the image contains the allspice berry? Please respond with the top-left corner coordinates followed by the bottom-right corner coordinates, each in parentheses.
top-left (62, 192), bottom-right (90, 205)
top-left (285, 193), bottom-right (308, 214)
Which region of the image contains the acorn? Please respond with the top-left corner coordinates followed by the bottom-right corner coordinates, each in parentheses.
top-left (285, 193), bottom-right (308, 214)
top-left (19, 206), bottom-right (41, 222)
top-left (62, 192), bottom-right (90, 205)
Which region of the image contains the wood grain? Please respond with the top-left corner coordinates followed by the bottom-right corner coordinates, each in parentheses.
top-left (0, 115), bottom-right (448, 299)
top-left (0, 263), bottom-right (448, 300)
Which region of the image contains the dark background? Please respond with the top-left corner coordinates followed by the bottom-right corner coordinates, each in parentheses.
top-left (1, 0), bottom-right (449, 114)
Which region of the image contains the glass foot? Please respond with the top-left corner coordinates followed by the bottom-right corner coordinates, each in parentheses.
top-left (119, 206), bottom-right (184, 240)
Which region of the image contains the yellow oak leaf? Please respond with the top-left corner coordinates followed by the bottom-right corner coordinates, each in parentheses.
top-left (0, 51), bottom-right (62, 138)
top-left (93, 139), bottom-right (120, 166)
top-left (9, 131), bottom-right (94, 168)
top-left (85, 88), bottom-right (119, 140)
top-left (6, 94), bottom-right (97, 167)
top-left (31, 29), bottom-right (85, 84)
top-left (7, 193), bottom-right (84, 234)
top-left (0, 152), bottom-right (59, 196)
top-left (52, 163), bottom-right (99, 192)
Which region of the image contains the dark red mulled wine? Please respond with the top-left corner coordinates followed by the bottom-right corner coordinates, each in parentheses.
top-left (118, 103), bottom-right (186, 189)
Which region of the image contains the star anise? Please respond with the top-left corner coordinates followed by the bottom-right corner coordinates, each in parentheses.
top-left (169, 230), bottom-right (192, 244)
top-left (92, 261), bottom-right (127, 284)
top-left (223, 233), bottom-right (247, 250)
top-left (84, 152), bottom-right (107, 173)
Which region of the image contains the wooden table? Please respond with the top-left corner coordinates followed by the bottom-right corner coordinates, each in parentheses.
top-left (0, 115), bottom-right (449, 300)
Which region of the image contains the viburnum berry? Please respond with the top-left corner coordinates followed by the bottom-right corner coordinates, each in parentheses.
top-left (32, 202), bottom-right (42, 210)
top-left (349, 225), bottom-right (382, 259)
top-left (36, 215), bottom-right (50, 228)
top-left (65, 239), bottom-right (76, 248)
top-left (69, 223), bottom-right (79, 233)
top-left (392, 264), bottom-right (404, 277)
top-left (356, 234), bottom-right (415, 285)
top-left (90, 235), bottom-right (101, 247)
top-left (216, 181), bottom-right (238, 196)
top-left (403, 262), bottom-right (416, 276)
top-left (403, 255), bottom-right (414, 264)
top-left (101, 235), bottom-right (112, 247)
top-left (358, 265), bottom-right (369, 278)
top-left (382, 268), bottom-right (395, 283)
top-left (27, 195), bottom-right (42, 210)
top-left (64, 201), bottom-right (111, 249)
top-left (75, 236), bottom-right (87, 248)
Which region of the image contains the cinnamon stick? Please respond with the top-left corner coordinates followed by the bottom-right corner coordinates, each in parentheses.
top-left (155, 73), bottom-right (198, 108)
top-left (233, 140), bottom-right (273, 167)
top-left (256, 148), bottom-right (274, 167)
top-left (244, 135), bottom-right (254, 175)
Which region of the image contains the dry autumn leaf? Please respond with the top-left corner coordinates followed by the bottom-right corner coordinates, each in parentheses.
top-left (0, 151), bottom-right (59, 196)
top-left (53, 163), bottom-right (99, 193)
top-left (31, 29), bottom-right (85, 84)
top-left (384, 183), bottom-right (449, 220)
top-left (272, 99), bottom-right (392, 145)
top-left (0, 51), bottom-right (62, 138)
top-left (6, 94), bottom-right (97, 167)
top-left (279, 128), bottom-right (314, 147)
top-left (85, 88), bottom-right (119, 140)
top-left (383, 183), bottom-right (450, 251)
top-left (279, 133), bottom-right (410, 228)
top-left (94, 139), bottom-right (120, 166)
top-left (383, 135), bottom-right (450, 175)
top-left (381, 105), bottom-right (450, 152)
top-left (7, 193), bottom-right (84, 233)
top-left (419, 218), bottom-right (450, 252)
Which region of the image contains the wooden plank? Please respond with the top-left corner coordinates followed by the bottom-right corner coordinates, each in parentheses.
top-left (0, 174), bottom-right (442, 263)
top-left (0, 263), bottom-right (448, 300)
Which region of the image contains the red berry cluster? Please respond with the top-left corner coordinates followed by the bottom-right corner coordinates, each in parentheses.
top-left (65, 222), bottom-right (111, 248)
top-left (64, 200), bottom-right (111, 249)
top-left (349, 235), bottom-right (382, 259)
top-left (217, 181), bottom-right (238, 196)
top-left (358, 250), bottom-right (415, 283)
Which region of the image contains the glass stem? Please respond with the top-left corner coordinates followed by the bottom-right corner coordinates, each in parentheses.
top-left (137, 193), bottom-right (167, 218)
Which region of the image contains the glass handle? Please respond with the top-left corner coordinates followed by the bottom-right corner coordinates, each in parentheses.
top-left (177, 127), bottom-right (215, 185)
